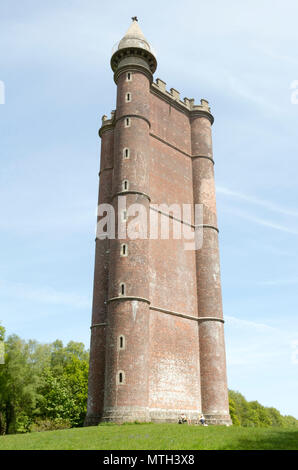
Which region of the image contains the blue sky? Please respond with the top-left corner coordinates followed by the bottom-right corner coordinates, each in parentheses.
top-left (1, 0), bottom-right (298, 417)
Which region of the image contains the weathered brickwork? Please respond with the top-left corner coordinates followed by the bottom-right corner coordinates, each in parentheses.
top-left (85, 19), bottom-right (231, 426)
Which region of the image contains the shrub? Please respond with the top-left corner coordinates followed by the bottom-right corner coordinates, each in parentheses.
top-left (30, 418), bottom-right (71, 432)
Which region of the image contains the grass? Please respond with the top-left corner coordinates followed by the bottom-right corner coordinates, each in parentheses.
top-left (0, 423), bottom-right (298, 450)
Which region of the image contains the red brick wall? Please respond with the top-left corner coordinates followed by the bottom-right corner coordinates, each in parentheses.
top-left (149, 311), bottom-right (201, 412)
top-left (150, 93), bottom-right (191, 154)
top-left (86, 128), bottom-right (113, 423)
top-left (86, 65), bottom-right (231, 424)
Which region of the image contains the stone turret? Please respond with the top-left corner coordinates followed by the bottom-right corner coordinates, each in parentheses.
top-left (111, 18), bottom-right (157, 83)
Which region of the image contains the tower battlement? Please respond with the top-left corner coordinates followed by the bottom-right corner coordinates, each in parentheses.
top-left (152, 77), bottom-right (212, 113)
top-left (99, 79), bottom-right (213, 137)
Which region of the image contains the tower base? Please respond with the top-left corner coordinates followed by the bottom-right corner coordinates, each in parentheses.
top-left (149, 408), bottom-right (201, 423)
top-left (101, 406), bottom-right (151, 423)
top-left (204, 414), bottom-right (232, 426)
top-left (84, 415), bottom-right (102, 427)
top-left (84, 408), bottom-right (232, 426)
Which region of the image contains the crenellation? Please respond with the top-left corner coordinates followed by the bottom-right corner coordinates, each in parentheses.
top-left (200, 98), bottom-right (209, 109)
top-left (183, 97), bottom-right (191, 108)
top-left (155, 78), bottom-right (166, 92)
top-left (100, 111), bottom-right (116, 131)
top-left (170, 87), bottom-right (180, 101)
top-left (188, 98), bottom-right (195, 109)
top-left (152, 78), bottom-right (212, 114)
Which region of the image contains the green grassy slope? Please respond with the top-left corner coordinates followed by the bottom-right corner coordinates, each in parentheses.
top-left (0, 423), bottom-right (298, 450)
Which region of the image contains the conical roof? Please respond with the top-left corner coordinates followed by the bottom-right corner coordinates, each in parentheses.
top-left (111, 19), bottom-right (157, 76)
top-left (118, 19), bottom-right (152, 53)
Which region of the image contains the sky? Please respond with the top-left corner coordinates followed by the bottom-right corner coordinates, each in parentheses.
top-left (0, 0), bottom-right (298, 417)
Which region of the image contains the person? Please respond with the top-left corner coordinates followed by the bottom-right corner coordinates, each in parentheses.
top-left (178, 413), bottom-right (187, 424)
top-left (199, 414), bottom-right (207, 426)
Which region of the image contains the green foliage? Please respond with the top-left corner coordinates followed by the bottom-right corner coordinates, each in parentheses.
top-left (30, 418), bottom-right (71, 432)
top-left (228, 390), bottom-right (297, 428)
top-left (0, 323), bottom-right (5, 341)
top-left (37, 353), bottom-right (88, 427)
top-left (283, 415), bottom-right (298, 427)
top-left (0, 335), bottom-right (44, 434)
top-left (36, 340), bottom-right (89, 428)
top-left (0, 327), bottom-right (89, 434)
top-left (229, 397), bottom-right (240, 426)
top-left (266, 407), bottom-right (284, 427)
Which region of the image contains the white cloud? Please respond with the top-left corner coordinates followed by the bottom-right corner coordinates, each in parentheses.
top-left (222, 206), bottom-right (298, 235)
top-left (225, 314), bottom-right (278, 332)
top-left (217, 186), bottom-right (298, 218)
top-left (221, 70), bottom-right (281, 115)
top-left (225, 314), bottom-right (297, 367)
top-left (257, 279), bottom-right (298, 287)
top-left (258, 46), bottom-right (298, 66)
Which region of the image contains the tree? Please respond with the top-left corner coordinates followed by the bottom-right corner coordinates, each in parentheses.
top-left (0, 323), bottom-right (6, 434)
top-left (249, 401), bottom-right (272, 427)
top-left (266, 407), bottom-right (284, 427)
top-left (228, 390), bottom-right (298, 428)
top-left (0, 335), bottom-right (43, 433)
top-left (36, 340), bottom-right (89, 427)
top-left (0, 323), bottom-right (5, 341)
top-left (229, 396), bottom-right (240, 425)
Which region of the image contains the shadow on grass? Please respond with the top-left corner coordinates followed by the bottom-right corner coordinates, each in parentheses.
top-left (218, 429), bottom-right (298, 450)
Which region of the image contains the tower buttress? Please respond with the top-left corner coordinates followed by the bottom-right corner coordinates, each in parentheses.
top-left (190, 106), bottom-right (231, 425)
top-left (85, 116), bottom-right (114, 425)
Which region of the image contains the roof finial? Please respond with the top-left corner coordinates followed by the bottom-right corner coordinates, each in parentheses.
top-left (131, 16), bottom-right (138, 22)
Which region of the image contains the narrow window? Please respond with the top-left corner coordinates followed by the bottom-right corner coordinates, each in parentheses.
top-left (125, 117), bottom-right (131, 127)
top-left (122, 179), bottom-right (129, 191)
top-left (120, 243), bottom-right (128, 256)
top-left (123, 148), bottom-right (130, 159)
top-left (119, 335), bottom-right (125, 350)
top-left (122, 210), bottom-right (127, 221)
top-left (126, 92), bottom-right (131, 102)
top-left (117, 371), bottom-right (125, 384)
top-left (126, 72), bottom-right (132, 81)
top-left (120, 283), bottom-right (125, 295)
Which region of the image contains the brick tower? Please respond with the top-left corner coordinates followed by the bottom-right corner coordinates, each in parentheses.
top-left (85, 19), bottom-right (231, 425)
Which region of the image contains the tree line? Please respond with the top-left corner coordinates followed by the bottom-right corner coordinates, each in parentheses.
top-left (0, 324), bottom-right (297, 434)
top-left (0, 325), bottom-right (88, 434)
top-left (229, 390), bottom-right (297, 427)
